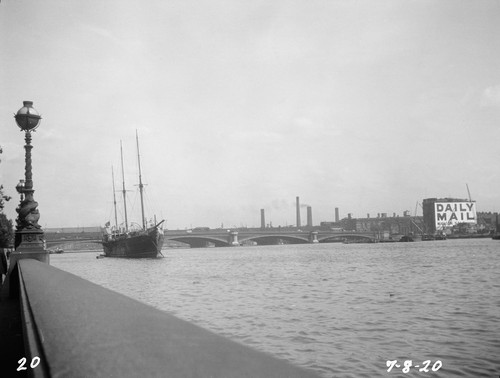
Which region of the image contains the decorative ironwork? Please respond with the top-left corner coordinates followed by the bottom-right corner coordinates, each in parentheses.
top-left (14, 101), bottom-right (45, 251)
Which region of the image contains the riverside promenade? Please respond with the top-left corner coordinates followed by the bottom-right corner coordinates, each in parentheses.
top-left (0, 261), bottom-right (25, 376)
top-left (0, 254), bottom-right (322, 378)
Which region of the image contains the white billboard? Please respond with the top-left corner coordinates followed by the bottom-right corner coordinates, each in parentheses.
top-left (435, 202), bottom-right (477, 229)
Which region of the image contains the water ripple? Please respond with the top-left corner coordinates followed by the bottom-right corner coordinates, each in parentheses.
top-left (52, 239), bottom-right (500, 377)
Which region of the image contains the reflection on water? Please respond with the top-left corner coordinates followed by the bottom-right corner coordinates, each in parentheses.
top-left (51, 239), bottom-right (500, 377)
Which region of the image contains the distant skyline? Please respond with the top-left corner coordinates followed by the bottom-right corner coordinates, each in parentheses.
top-left (1, 0), bottom-right (500, 229)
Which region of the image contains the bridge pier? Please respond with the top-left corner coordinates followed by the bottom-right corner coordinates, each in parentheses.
top-left (229, 231), bottom-right (240, 246)
top-left (309, 231), bottom-right (319, 243)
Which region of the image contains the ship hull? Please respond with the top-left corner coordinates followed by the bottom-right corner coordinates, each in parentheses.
top-left (102, 227), bottom-right (164, 258)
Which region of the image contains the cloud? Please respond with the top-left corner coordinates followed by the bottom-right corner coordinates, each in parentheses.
top-left (83, 24), bottom-right (123, 46)
top-left (39, 128), bottom-right (65, 141)
top-left (480, 85), bottom-right (500, 107)
top-left (269, 199), bottom-right (289, 211)
top-left (0, 142), bottom-right (23, 162)
top-left (231, 129), bottom-right (282, 143)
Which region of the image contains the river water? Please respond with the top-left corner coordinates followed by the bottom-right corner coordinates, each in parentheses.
top-left (50, 239), bottom-right (499, 377)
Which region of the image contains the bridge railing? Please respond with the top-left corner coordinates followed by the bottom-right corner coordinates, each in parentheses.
top-left (10, 259), bottom-right (321, 378)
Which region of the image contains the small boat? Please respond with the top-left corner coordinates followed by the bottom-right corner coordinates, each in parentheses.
top-left (48, 247), bottom-right (64, 254)
top-left (102, 132), bottom-right (164, 258)
top-left (421, 234), bottom-right (435, 241)
top-left (399, 235), bottom-right (414, 242)
top-left (434, 233), bottom-right (447, 240)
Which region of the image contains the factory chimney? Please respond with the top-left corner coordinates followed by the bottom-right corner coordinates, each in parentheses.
top-left (260, 209), bottom-right (265, 229)
top-left (307, 206), bottom-right (313, 227)
top-left (296, 196), bottom-right (301, 227)
top-left (335, 207), bottom-right (339, 222)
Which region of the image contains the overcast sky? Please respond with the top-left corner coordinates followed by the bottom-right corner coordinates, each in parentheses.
top-left (1, 0), bottom-right (499, 230)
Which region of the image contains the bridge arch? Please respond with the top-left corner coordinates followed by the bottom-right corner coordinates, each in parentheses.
top-left (167, 236), bottom-right (231, 248)
top-left (238, 234), bottom-right (309, 245)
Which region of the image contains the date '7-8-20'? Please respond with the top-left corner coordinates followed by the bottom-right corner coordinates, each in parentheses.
top-left (386, 360), bottom-right (442, 373)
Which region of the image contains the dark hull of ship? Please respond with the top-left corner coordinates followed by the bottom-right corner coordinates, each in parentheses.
top-left (103, 227), bottom-right (164, 258)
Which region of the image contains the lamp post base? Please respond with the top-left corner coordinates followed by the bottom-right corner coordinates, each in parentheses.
top-left (10, 230), bottom-right (49, 273)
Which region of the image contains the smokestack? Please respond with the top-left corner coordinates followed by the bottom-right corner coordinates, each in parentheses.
top-left (335, 207), bottom-right (339, 222)
top-left (296, 196), bottom-right (301, 227)
top-left (307, 206), bottom-right (312, 227)
top-left (260, 209), bottom-right (265, 229)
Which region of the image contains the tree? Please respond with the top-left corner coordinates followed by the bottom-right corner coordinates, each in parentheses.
top-left (0, 213), bottom-right (13, 248)
top-left (0, 146), bottom-right (14, 248)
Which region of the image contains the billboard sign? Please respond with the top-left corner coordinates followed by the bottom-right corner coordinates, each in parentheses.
top-left (435, 202), bottom-right (477, 229)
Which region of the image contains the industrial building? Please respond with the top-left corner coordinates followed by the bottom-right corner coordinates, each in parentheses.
top-left (259, 196), bottom-right (497, 238)
top-left (319, 212), bottom-right (423, 239)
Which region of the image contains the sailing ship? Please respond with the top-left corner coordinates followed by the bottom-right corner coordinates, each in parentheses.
top-left (102, 132), bottom-right (165, 258)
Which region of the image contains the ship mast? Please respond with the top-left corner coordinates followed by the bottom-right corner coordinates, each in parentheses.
top-left (112, 166), bottom-right (118, 231)
top-left (120, 141), bottom-right (129, 232)
top-left (136, 130), bottom-right (146, 230)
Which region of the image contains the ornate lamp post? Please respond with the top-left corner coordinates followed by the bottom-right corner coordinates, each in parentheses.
top-left (11, 101), bottom-right (49, 266)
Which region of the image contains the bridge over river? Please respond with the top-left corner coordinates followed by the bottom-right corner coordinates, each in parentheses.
top-left (166, 229), bottom-right (378, 247)
top-left (45, 228), bottom-right (379, 249)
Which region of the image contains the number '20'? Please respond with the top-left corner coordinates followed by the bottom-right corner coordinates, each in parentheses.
top-left (17, 357), bottom-right (40, 371)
